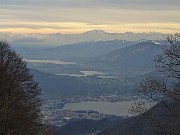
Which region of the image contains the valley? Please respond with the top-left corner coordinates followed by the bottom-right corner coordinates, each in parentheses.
top-left (1, 0), bottom-right (179, 134)
top-left (15, 38), bottom-right (165, 134)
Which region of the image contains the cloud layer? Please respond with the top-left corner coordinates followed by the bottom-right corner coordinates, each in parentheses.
top-left (1, 0), bottom-right (180, 9)
top-left (0, 0), bottom-right (179, 34)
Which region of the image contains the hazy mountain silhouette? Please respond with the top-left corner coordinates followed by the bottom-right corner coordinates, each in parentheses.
top-left (16, 40), bottom-right (134, 60)
top-left (5, 30), bottom-right (166, 47)
top-left (99, 41), bottom-right (163, 75)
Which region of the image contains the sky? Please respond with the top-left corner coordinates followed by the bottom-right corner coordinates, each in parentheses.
top-left (0, 0), bottom-right (180, 34)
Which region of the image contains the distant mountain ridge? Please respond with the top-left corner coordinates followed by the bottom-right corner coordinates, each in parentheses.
top-left (1, 30), bottom-right (167, 47)
top-left (15, 40), bottom-right (135, 60)
top-left (99, 41), bottom-right (163, 75)
top-left (20, 40), bottom-right (166, 77)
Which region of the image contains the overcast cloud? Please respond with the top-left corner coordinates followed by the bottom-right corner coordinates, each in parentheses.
top-left (1, 0), bottom-right (180, 9)
top-left (0, 0), bottom-right (179, 34)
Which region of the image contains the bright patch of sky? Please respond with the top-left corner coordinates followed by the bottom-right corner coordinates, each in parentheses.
top-left (0, 0), bottom-right (180, 34)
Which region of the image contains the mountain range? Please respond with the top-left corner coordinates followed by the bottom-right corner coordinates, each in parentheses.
top-left (16, 40), bottom-right (135, 60)
top-left (23, 40), bottom-right (166, 79)
top-left (99, 41), bottom-right (163, 75)
top-left (1, 30), bottom-right (166, 47)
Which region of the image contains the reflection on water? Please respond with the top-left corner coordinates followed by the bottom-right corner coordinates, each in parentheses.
top-left (98, 75), bottom-right (118, 79)
top-left (57, 70), bottom-right (118, 78)
top-left (63, 101), bottom-right (136, 116)
top-left (25, 59), bottom-right (76, 65)
top-left (56, 73), bottom-right (86, 77)
top-left (80, 71), bottom-right (108, 76)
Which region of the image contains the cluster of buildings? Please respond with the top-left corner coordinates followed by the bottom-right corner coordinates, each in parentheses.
top-left (42, 99), bottom-right (107, 127)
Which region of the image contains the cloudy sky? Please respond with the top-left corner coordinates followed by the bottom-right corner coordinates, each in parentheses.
top-left (0, 0), bottom-right (180, 34)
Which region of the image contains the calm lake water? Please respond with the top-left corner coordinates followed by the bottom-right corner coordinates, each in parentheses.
top-left (63, 101), bottom-right (137, 116)
top-left (25, 59), bottom-right (76, 65)
top-left (57, 70), bottom-right (118, 78)
top-left (80, 71), bottom-right (108, 76)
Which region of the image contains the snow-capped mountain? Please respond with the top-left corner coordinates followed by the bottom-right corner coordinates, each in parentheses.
top-left (0, 30), bottom-right (167, 47)
top-left (99, 41), bottom-right (163, 75)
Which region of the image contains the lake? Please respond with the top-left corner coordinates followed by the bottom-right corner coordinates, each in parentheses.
top-left (57, 70), bottom-right (118, 78)
top-left (25, 59), bottom-right (76, 65)
top-left (63, 101), bottom-right (137, 116)
top-left (80, 71), bottom-right (108, 76)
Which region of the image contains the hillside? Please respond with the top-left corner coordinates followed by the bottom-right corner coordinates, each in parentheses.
top-left (16, 40), bottom-right (134, 60)
top-left (100, 41), bottom-right (163, 75)
top-left (97, 101), bottom-right (180, 135)
top-left (30, 68), bottom-right (90, 98)
top-left (53, 116), bottom-right (123, 135)
top-left (30, 69), bottom-right (135, 99)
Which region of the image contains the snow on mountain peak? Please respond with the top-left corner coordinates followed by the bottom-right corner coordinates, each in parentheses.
top-left (84, 30), bottom-right (108, 35)
top-left (152, 41), bottom-right (161, 45)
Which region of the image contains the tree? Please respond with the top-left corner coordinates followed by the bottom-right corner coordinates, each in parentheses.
top-left (131, 33), bottom-right (180, 135)
top-left (0, 41), bottom-right (49, 135)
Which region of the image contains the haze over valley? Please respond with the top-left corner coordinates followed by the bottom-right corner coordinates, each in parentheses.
top-left (1, 0), bottom-right (179, 134)
top-left (9, 31), bottom-right (164, 128)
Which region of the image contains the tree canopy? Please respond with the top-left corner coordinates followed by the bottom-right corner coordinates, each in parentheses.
top-left (131, 33), bottom-right (180, 135)
top-left (0, 41), bottom-right (43, 135)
